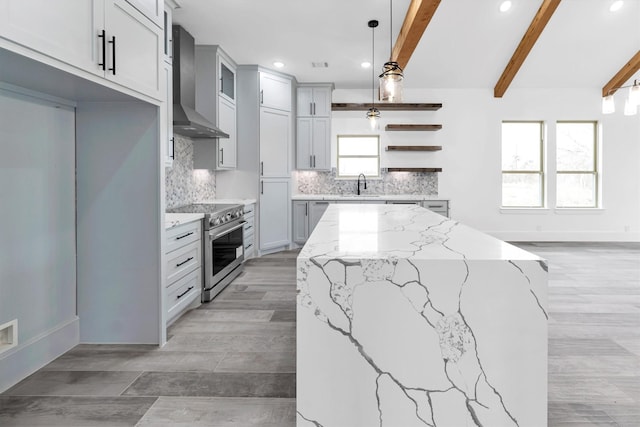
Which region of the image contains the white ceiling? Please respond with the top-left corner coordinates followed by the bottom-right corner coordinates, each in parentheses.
top-left (173, 0), bottom-right (640, 91)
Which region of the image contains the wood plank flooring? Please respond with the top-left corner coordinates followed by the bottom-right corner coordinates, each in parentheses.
top-left (1, 243), bottom-right (638, 426)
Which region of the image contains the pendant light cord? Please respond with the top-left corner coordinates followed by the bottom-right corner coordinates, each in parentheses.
top-left (372, 22), bottom-right (375, 107)
top-left (389, 0), bottom-right (393, 59)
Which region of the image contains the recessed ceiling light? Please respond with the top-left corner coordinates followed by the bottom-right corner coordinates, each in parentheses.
top-left (273, 61), bottom-right (284, 68)
top-left (499, 0), bottom-right (512, 12)
top-left (361, 62), bottom-right (371, 68)
top-left (610, 0), bottom-right (623, 11)
top-left (312, 62), bottom-right (329, 68)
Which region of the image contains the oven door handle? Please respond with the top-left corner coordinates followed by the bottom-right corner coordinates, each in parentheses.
top-left (209, 221), bottom-right (247, 240)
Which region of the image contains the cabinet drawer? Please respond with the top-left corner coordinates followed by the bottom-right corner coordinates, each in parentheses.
top-left (244, 204), bottom-right (255, 217)
top-left (166, 240), bottom-right (201, 284)
top-left (423, 201), bottom-right (448, 210)
top-left (166, 220), bottom-right (201, 253)
top-left (243, 215), bottom-right (255, 234)
top-left (166, 268), bottom-right (201, 322)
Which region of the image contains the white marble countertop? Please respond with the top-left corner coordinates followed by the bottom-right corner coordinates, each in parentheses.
top-left (210, 198), bottom-right (257, 205)
top-left (300, 204), bottom-right (542, 261)
top-left (165, 213), bottom-right (204, 230)
top-left (291, 194), bottom-right (448, 201)
top-left (297, 203), bottom-right (548, 426)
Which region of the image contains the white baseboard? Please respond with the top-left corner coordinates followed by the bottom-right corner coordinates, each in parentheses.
top-left (0, 316), bottom-right (79, 393)
top-left (487, 231), bottom-right (640, 242)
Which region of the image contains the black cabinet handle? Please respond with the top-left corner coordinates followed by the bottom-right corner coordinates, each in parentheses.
top-left (98, 30), bottom-right (106, 71)
top-left (108, 36), bottom-right (116, 75)
top-left (169, 137), bottom-right (175, 159)
top-left (261, 181), bottom-right (264, 194)
top-left (175, 231), bottom-right (194, 240)
top-left (220, 148), bottom-right (224, 165)
top-left (260, 90), bottom-right (264, 104)
top-left (177, 286), bottom-right (194, 299)
top-left (176, 256), bottom-right (193, 267)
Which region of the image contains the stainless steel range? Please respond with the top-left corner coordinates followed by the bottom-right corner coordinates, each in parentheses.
top-left (167, 203), bottom-right (245, 302)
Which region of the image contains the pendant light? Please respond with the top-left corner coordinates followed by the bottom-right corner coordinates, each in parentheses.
top-left (366, 20), bottom-right (381, 129)
top-left (379, 0), bottom-right (403, 102)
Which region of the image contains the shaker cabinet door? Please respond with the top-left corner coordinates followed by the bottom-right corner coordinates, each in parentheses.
top-left (0, 0), bottom-right (103, 76)
top-left (259, 179), bottom-right (291, 250)
top-left (104, 0), bottom-right (162, 100)
top-left (260, 108), bottom-right (290, 177)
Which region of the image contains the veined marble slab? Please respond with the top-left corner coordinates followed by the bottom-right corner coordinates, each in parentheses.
top-left (297, 204), bottom-right (548, 427)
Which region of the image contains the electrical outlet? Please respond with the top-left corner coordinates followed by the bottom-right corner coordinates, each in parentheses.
top-left (0, 319), bottom-right (18, 354)
top-left (624, 225), bottom-right (631, 232)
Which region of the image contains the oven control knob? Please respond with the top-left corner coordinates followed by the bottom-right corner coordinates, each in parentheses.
top-left (213, 218), bottom-right (220, 226)
top-left (226, 213), bottom-right (232, 221)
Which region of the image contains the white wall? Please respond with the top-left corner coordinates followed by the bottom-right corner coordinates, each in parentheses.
top-left (0, 86), bottom-right (79, 391)
top-left (333, 87), bottom-right (640, 241)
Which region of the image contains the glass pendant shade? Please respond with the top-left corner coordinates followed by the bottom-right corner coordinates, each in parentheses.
top-left (379, 62), bottom-right (403, 102)
top-left (366, 107), bottom-right (380, 130)
top-left (602, 95), bottom-right (615, 114)
top-left (629, 82), bottom-right (640, 107)
top-left (624, 97), bottom-right (637, 116)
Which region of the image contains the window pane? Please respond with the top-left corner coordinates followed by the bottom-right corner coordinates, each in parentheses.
top-left (557, 122), bottom-right (595, 171)
top-left (338, 136), bottom-right (379, 156)
top-left (338, 158), bottom-right (379, 177)
top-left (557, 173), bottom-right (596, 207)
top-left (501, 122), bottom-right (542, 171)
top-left (502, 173), bottom-right (542, 207)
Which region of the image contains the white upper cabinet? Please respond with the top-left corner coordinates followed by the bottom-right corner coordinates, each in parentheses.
top-left (260, 72), bottom-right (291, 112)
top-left (104, 0), bottom-right (162, 100)
top-left (194, 45), bottom-right (237, 170)
top-left (0, 0), bottom-right (103, 76)
top-left (218, 96), bottom-right (237, 168)
top-left (295, 83), bottom-right (332, 171)
top-left (125, 0), bottom-right (162, 27)
top-left (296, 85), bottom-right (332, 117)
top-left (0, 0), bottom-right (162, 101)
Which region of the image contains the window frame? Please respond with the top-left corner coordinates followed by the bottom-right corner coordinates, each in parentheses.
top-left (555, 120), bottom-right (599, 208)
top-left (336, 134), bottom-right (381, 179)
top-left (501, 120), bottom-right (545, 208)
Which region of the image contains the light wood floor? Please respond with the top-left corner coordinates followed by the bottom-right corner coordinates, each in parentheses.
top-left (0, 243), bottom-right (638, 426)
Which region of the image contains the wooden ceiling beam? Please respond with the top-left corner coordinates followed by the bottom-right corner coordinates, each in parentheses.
top-left (494, 0), bottom-right (561, 98)
top-left (602, 50), bottom-right (640, 97)
top-left (390, 0), bottom-right (441, 70)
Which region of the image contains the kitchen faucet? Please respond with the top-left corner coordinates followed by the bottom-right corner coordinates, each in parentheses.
top-left (357, 173), bottom-right (367, 195)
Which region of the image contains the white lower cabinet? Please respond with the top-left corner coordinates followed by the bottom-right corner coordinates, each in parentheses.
top-left (243, 202), bottom-right (256, 259)
top-left (165, 220), bottom-right (202, 325)
top-left (293, 200), bottom-right (331, 244)
top-left (259, 179), bottom-right (290, 251)
top-left (422, 200), bottom-right (449, 217)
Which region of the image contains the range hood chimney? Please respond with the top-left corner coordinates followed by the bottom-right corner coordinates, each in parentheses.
top-left (172, 26), bottom-right (229, 139)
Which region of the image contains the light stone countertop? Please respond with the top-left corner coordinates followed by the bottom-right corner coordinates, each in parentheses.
top-left (211, 198), bottom-right (257, 205)
top-left (291, 194), bottom-right (448, 201)
top-left (297, 203), bottom-right (548, 426)
top-left (165, 213), bottom-right (204, 230)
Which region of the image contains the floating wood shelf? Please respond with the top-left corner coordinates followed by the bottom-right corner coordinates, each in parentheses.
top-left (331, 103), bottom-right (442, 111)
top-left (386, 167), bottom-right (442, 173)
top-left (385, 124), bottom-right (442, 131)
top-left (385, 145), bottom-right (442, 152)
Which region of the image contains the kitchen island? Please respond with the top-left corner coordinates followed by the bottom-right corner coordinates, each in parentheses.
top-left (297, 204), bottom-right (548, 427)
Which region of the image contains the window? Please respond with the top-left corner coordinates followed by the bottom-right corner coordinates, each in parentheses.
top-left (556, 121), bottom-right (598, 207)
top-left (501, 121), bottom-right (544, 207)
top-left (337, 135), bottom-right (380, 178)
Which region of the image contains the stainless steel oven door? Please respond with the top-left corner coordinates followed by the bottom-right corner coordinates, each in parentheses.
top-left (203, 219), bottom-right (246, 302)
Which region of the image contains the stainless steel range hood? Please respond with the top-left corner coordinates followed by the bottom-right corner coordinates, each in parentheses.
top-left (172, 26), bottom-right (229, 139)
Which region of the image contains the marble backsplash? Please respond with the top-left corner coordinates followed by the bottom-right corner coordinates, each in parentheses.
top-left (165, 134), bottom-right (216, 209)
top-left (294, 169), bottom-right (438, 195)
